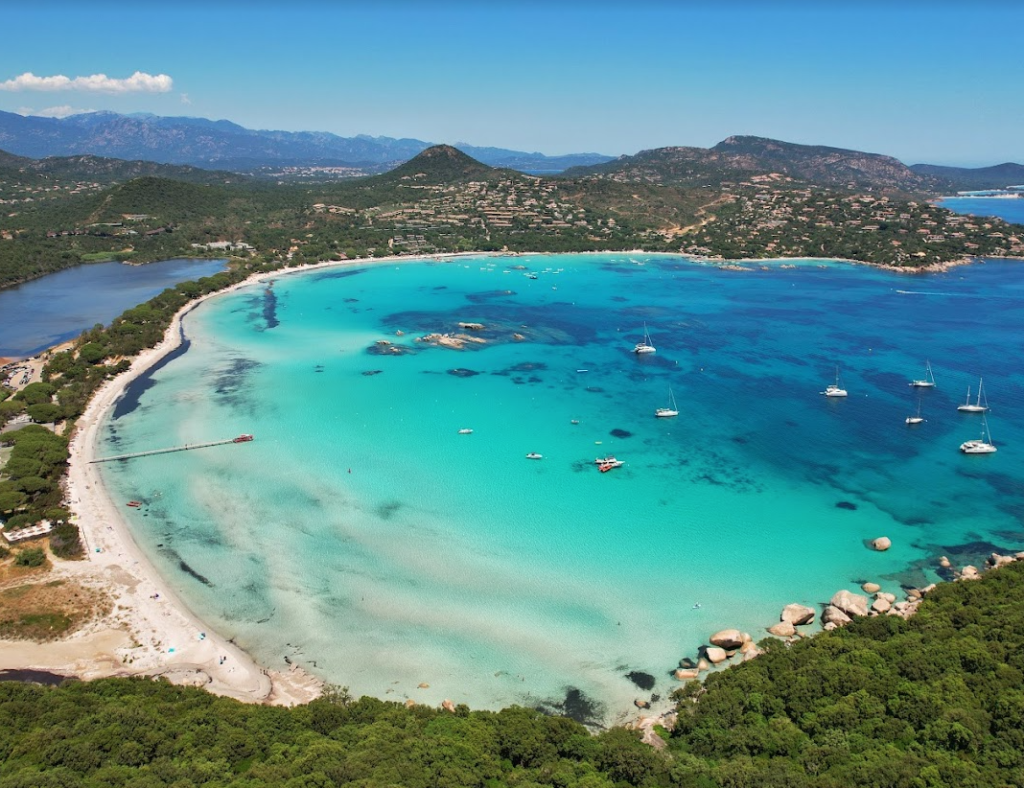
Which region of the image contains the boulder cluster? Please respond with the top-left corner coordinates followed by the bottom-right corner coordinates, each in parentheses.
top-left (674, 629), bottom-right (761, 682)
top-left (953, 551), bottom-right (1024, 581)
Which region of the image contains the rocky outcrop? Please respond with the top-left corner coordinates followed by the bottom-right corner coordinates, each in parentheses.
top-left (870, 597), bottom-right (891, 614)
top-left (768, 621), bottom-right (796, 638)
top-left (674, 668), bottom-right (700, 681)
top-left (959, 565), bottom-right (981, 581)
top-left (861, 582), bottom-right (880, 594)
top-left (871, 537), bottom-right (892, 551)
top-left (709, 629), bottom-right (746, 649)
top-left (830, 590), bottom-right (870, 618)
top-left (780, 604), bottom-right (816, 626)
top-left (704, 646), bottom-right (728, 664)
top-left (822, 605), bottom-right (852, 627)
top-left (441, 699), bottom-right (456, 712)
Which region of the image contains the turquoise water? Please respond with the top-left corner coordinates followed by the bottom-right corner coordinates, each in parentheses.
top-left (0, 258), bottom-right (227, 358)
top-left (98, 254), bottom-right (1024, 723)
top-left (939, 195), bottom-right (1024, 225)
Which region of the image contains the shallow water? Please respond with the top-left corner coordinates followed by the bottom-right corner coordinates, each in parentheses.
top-left (98, 254), bottom-right (1024, 723)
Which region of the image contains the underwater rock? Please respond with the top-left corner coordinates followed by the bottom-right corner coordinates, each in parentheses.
top-left (861, 582), bottom-right (881, 594)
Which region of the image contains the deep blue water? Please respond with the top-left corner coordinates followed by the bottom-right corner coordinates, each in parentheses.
top-left (940, 196), bottom-right (1024, 226)
top-left (0, 258), bottom-right (226, 358)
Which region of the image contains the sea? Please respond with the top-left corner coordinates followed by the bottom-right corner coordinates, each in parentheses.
top-left (938, 194), bottom-right (1024, 226)
top-left (0, 258), bottom-right (227, 359)
top-left (95, 253), bottom-right (1024, 724)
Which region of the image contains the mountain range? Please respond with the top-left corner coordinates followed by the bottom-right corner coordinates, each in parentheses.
top-left (0, 110), bottom-right (612, 174)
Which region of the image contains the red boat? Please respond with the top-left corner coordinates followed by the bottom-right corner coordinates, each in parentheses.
top-left (233, 434), bottom-right (254, 443)
top-left (127, 501), bottom-right (141, 508)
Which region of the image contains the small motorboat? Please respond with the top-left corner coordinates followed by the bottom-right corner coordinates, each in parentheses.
top-left (570, 419), bottom-right (580, 425)
top-left (526, 452), bottom-right (543, 460)
top-left (233, 434), bottom-right (254, 443)
top-left (127, 501), bottom-right (142, 508)
top-left (458, 428), bottom-right (473, 434)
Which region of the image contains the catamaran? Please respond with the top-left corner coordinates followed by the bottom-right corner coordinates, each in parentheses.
top-left (633, 323), bottom-right (656, 354)
top-left (910, 361), bottom-right (936, 388)
top-left (821, 367), bottom-right (848, 398)
top-left (655, 387), bottom-right (679, 417)
top-left (957, 378), bottom-right (988, 412)
top-left (960, 414), bottom-right (997, 454)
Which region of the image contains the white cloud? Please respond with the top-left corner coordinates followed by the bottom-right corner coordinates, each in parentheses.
top-left (0, 71), bottom-right (173, 94)
top-left (18, 105), bottom-right (95, 119)
top-left (180, 92), bottom-right (191, 105)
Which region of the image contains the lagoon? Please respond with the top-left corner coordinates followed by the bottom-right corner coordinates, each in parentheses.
top-left (96, 254), bottom-right (1024, 723)
top-left (0, 258), bottom-right (227, 358)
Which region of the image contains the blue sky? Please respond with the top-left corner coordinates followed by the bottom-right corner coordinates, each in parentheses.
top-left (1, 1), bottom-right (1021, 166)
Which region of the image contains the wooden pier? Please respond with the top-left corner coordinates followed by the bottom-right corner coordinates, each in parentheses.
top-left (90, 434), bottom-right (253, 464)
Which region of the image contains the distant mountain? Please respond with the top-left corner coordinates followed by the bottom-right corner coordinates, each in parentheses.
top-left (565, 135), bottom-right (936, 193)
top-left (910, 162), bottom-right (1024, 192)
top-left (0, 110), bottom-right (613, 174)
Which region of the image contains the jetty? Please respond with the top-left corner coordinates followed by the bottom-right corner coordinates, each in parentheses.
top-left (90, 434), bottom-right (253, 464)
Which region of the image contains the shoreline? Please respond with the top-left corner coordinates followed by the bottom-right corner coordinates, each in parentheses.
top-left (2, 248), bottom-right (1019, 709)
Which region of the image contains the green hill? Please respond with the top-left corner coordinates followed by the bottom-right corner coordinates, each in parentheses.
top-left (376, 144), bottom-right (498, 185)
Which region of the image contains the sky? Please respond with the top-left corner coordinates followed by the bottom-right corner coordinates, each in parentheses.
top-left (1, 1), bottom-right (1022, 167)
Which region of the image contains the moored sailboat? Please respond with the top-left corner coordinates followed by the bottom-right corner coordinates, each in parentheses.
top-left (633, 323), bottom-right (656, 354)
top-left (821, 367), bottom-right (848, 397)
top-left (655, 387), bottom-right (679, 417)
top-left (910, 360), bottom-right (936, 388)
top-left (957, 378), bottom-right (988, 413)
top-left (960, 414), bottom-right (997, 454)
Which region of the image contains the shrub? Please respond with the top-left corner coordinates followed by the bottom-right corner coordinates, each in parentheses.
top-left (15, 546), bottom-right (47, 567)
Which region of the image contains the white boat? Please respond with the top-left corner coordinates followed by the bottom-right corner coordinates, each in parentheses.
top-left (633, 323), bottom-right (656, 354)
top-left (960, 415), bottom-right (997, 454)
top-left (655, 388), bottom-right (679, 417)
top-left (458, 428), bottom-right (473, 434)
top-left (821, 367), bottom-right (848, 397)
top-left (910, 361), bottom-right (936, 388)
top-left (526, 452), bottom-right (543, 460)
top-left (594, 456), bottom-right (619, 464)
top-left (906, 399), bottom-right (925, 425)
top-left (957, 378), bottom-right (988, 412)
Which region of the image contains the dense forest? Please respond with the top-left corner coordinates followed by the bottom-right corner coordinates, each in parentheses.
top-left (2, 561), bottom-right (1023, 787)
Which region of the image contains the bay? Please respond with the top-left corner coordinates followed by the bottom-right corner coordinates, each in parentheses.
top-left (97, 254), bottom-right (1024, 723)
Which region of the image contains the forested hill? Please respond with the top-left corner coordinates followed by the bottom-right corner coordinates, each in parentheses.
top-left (373, 144), bottom-right (500, 185)
top-left (564, 135), bottom-right (936, 193)
top-left (2, 561), bottom-right (1024, 787)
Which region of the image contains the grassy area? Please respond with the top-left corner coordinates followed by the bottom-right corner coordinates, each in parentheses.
top-left (0, 570), bottom-right (107, 640)
top-left (78, 251), bottom-right (130, 263)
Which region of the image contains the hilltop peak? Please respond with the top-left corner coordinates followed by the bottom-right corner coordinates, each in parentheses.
top-left (378, 145), bottom-right (494, 184)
